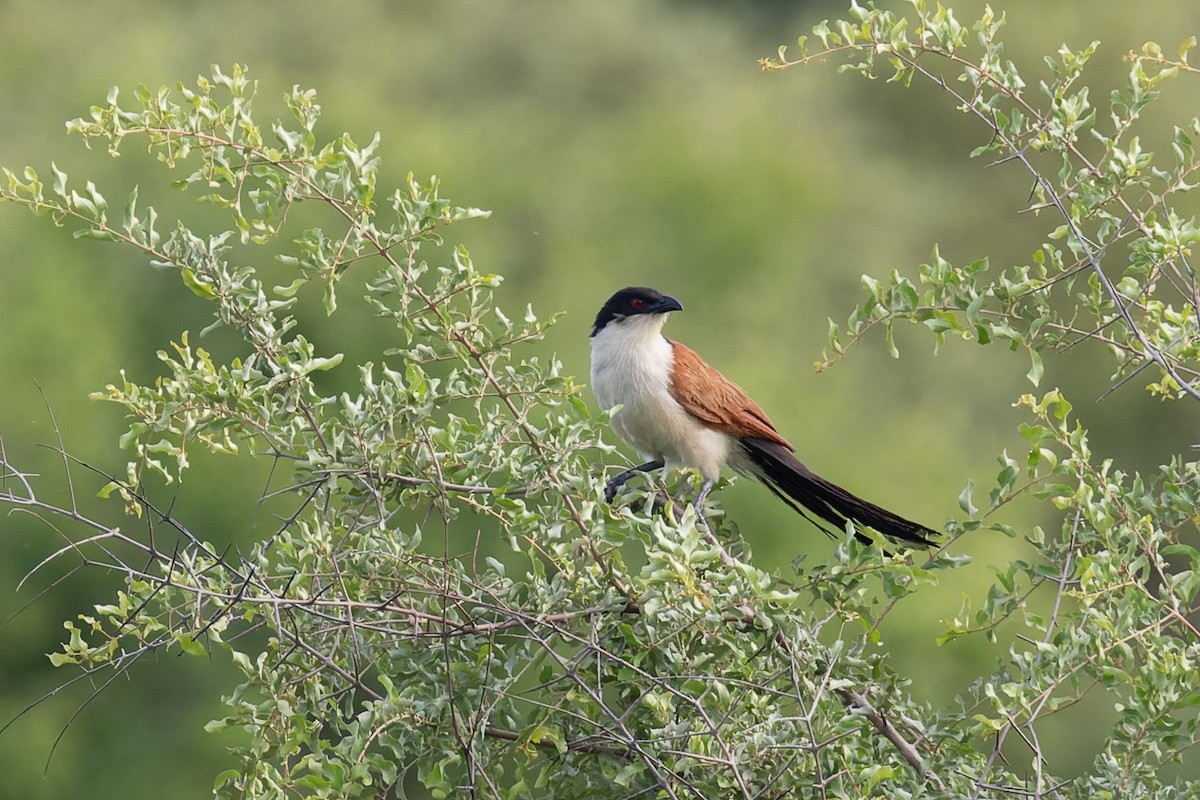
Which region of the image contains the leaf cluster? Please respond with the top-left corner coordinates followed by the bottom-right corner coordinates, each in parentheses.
top-left (765, 2), bottom-right (1200, 797)
top-left (770, 1), bottom-right (1199, 403)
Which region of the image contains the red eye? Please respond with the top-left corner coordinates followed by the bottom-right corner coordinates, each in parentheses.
top-left (631, 298), bottom-right (645, 310)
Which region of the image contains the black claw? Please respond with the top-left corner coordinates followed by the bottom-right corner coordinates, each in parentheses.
top-left (602, 459), bottom-right (665, 505)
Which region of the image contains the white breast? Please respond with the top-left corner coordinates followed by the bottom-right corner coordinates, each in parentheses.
top-left (590, 316), bottom-right (731, 480)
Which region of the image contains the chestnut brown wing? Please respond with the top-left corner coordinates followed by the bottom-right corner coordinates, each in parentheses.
top-left (668, 340), bottom-right (793, 450)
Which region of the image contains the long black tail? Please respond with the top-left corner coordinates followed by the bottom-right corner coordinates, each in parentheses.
top-left (740, 438), bottom-right (936, 546)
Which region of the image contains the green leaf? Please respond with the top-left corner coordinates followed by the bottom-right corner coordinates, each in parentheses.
top-left (181, 268), bottom-right (217, 299)
top-left (122, 185), bottom-right (139, 233)
top-left (301, 353), bottom-right (344, 374)
top-left (1026, 348), bottom-right (1044, 385)
top-left (177, 634), bottom-right (207, 657)
top-left (74, 228), bottom-right (118, 242)
top-left (958, 479), bottom-right (978, 517)
top-left (860, 764), bottom-right (896, 792)
top-left (50, 162), bottom-right (68, 200)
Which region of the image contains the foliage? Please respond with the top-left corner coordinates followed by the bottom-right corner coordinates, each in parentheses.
top-left (770, 1), bottom-right (1200, 403)
top-left (0, 65), bottom-right (956, 798)
top-left (0, 2), bottom-right (1196, 799)
top-left (763, 0), bottom-right (1200, 796)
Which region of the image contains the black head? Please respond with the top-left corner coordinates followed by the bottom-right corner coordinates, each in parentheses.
top-left (591, 287), bottom-right (683, 337)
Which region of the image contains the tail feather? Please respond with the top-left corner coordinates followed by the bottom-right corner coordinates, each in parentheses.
top-left (740, 438), bottom-right (936, 546)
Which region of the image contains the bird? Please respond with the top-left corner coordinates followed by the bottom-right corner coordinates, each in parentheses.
top-left (589, 286), bottom-right (936, 546)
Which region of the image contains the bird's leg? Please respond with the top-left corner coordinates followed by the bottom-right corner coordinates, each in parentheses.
top-left (688, 478), bottom-right (716, 530)
top-left (604, 459), bottom-right (665, 503)
top-left (693, 479), bottom-right (715, 513)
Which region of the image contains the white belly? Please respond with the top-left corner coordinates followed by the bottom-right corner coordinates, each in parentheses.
top-left (590, 320), bottom-right (731, 480)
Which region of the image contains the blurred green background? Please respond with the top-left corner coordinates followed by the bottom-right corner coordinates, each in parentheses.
top-left (2, 1), bottom-right (1198, 797)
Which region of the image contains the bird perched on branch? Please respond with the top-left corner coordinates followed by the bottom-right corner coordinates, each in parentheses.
top-left (589, 286), bottom-right (936, 546)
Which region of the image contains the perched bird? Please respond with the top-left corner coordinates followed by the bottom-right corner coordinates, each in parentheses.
top-left (589, 286), bottom-right (936, 545)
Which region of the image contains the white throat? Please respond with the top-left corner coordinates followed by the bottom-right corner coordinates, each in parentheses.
top-left (589, 314), bottom-right (674, 412)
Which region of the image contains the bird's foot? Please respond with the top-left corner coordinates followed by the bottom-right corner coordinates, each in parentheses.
top-left (603, 460), bottom-right (665, 505)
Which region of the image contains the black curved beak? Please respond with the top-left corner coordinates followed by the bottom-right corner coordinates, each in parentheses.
top-left (655, 294), bottom-right (683, 314)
